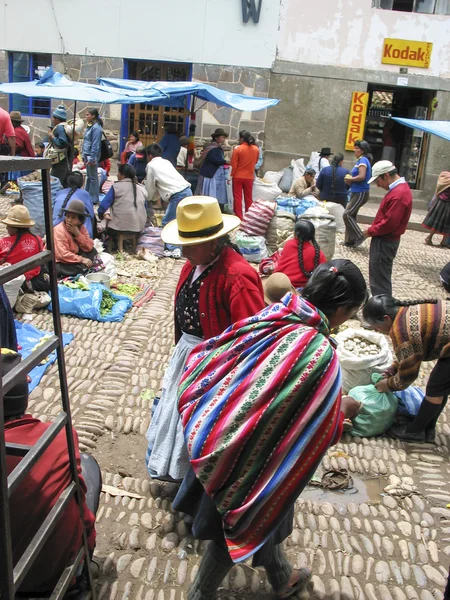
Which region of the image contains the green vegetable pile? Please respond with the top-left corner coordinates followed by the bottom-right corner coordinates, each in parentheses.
top-left (100, 290), bottom-right (117, 316)
top-left (62, 280), bottom-right (89, 291)
top-left (115, 283), bottom-right (141, 298)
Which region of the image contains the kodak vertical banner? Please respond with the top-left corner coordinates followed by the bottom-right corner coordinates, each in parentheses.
top-left (345, 92), bottom-right (369, 151)
top-left (382, 39), bottom-right (432, 68)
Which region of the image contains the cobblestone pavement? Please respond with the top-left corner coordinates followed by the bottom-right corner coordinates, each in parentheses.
top-left (1, 190), bottom-right (450, 600)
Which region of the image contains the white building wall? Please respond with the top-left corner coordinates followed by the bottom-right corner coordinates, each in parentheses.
top-left (277, 0), bottom-right (450, 78)
top-left (0, 0), bottom-right (280, 69)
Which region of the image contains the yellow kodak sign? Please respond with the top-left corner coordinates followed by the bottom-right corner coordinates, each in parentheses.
top-left (382, 38), bottom-right (432, 68)
top-left (345, 92), bottom-right (369, 151)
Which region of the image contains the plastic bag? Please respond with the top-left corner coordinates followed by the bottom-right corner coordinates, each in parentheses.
top-left (349, 373), bottom-right (398, 437)
top-left (0, 266), bottom-right (25, 308)
top-left (394, 386), bottom-right (424, 417)
top-left (263, 170), bottom-right (284, 184)
top-left (18, 175), bottom-right (62, 237)
top-left (278, 166), bottom-right (294, 193)
top-left (306, 152), bottom-right (320, 173)
top-left (235, 231), bottom-right (268, 263)
top-left (299, 208), bottom-right (336, 260)
top-left (253, 178), bottom-right (282, 202)
top-left (291, 158), bottom-right (305, 183)
top-left (335, 328), bottom-right (393, 393)
top-left (324, 201), bottom-right (345, 234)
top-left (50, 283), bottom-right (132, 322)
top-left (137, 226), bottom-right (164, 258)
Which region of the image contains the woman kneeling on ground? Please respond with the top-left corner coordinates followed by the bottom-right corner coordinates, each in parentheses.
top-left (98, 164), bottom-right (147, 237)
top-left (274, 220), bottom-right (327, 289)
top-left (0, 205), bottom-right (50, 292)
top-left (54, 199), bottom-right (97, 278)
top-left (173, 259), bottom-right (367, 600)
top-left (363, 295), bottom-right (450, 443)
top-left (145, 196), bottom-right (265, 483)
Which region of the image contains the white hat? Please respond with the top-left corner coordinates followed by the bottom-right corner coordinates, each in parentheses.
top-left (368, 160), bottom-right (396, 184)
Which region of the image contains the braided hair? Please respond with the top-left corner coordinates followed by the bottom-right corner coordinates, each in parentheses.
top-left (363, 295), bottom-right (438, 325)
top-left (330, 153), bottom-right (344, 196)
top-left (295, 220), bottom-right (321, 278)
top-left (118, 164), bottom-right (138, 208)
top-left (0, 228), bottom-right (41, 264)
top-left (59, 172), bottom-right (84, 217)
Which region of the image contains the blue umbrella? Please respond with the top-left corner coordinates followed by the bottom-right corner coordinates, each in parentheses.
top-left (392, 118), bottom-right (450, 143)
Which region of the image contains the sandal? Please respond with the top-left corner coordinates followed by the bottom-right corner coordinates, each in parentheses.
top-left (274, 568), bottom-right (312, 599)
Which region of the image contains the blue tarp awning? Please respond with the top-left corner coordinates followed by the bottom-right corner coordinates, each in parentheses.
top-left (0, 67), bottom-right (168, 105)
top-left (98, 78), bottom-right (280, 111)
top-left (392, 118), bottom-right (450, 142)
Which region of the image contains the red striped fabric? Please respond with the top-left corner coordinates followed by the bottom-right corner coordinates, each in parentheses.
top-left (240, 199), bottom-right (276, 236)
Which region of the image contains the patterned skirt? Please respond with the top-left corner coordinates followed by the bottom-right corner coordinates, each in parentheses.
top-left (423, 198), bottom-right (450, 235)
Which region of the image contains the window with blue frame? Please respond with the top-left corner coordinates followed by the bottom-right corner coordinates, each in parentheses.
top-left (9, 52), bottom-right (52, 117)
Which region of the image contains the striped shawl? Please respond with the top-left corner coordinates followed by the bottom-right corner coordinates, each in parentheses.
top-left (178, 293), bottom-right (343, 562)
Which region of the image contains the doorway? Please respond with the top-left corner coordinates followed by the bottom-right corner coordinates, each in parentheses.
top-left (364, 84), bottom-right (435, 189)
top-left (123, 60), bottom-right (191, 150)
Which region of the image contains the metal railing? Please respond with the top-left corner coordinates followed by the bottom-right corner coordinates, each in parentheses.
top-left (0, 157), bottom-right (96, 600)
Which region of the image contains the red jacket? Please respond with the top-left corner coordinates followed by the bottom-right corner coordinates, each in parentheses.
top-left (0, 232), bottom-right (44, 280)
top-left (368, 181), bottom-right (412, 242)
top-left (175, 246), bottom-right (265, 342)
top-left (5, 416), bottom-right (96, 592)
top-left (274, 239), bottom-right (327, 289)
top-left (14, 126), bottom-right (35, 158)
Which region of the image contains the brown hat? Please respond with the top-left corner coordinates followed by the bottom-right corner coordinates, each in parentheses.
top-left (262, 273), bottom-right (296, 305)
top-left (63, 199), bottom-right (91, 217)
top-left (10, 110), bottom-right (24, 123)
top-left (211, 128), bottom-right (229, 139)
top-left (2, 205), bottom-right (35, 228)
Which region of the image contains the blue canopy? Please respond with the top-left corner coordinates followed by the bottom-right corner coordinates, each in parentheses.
top-left (0, 67), bottom-right (167, 105)
top-left (392, 118), bottom-right (450, 143)
top-left (98, 78), bottom-right (280, 111)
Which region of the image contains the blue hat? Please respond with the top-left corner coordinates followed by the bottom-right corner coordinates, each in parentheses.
top-left (53, 104), bottom-right (67, 121)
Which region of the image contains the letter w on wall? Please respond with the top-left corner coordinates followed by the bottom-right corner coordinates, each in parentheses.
top-left (242, 0), bottom-right (262, 23)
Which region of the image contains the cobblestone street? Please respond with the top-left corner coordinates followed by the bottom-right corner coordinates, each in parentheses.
top-left (2, 191), bottom-right (450, 600)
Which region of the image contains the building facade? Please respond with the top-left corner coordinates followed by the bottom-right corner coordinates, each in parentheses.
top-left (0, 0), bottom-right (449, 194)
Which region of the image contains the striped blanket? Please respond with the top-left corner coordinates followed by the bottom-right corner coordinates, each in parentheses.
top-left (178, 292), bottom-right (343, 562)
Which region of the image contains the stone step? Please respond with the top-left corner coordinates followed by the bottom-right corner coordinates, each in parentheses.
top-left (358, 201), bottom-right (426, 232)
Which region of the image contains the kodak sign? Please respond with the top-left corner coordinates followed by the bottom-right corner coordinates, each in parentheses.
top-left (382, 38), bottom-right (432, 68)
top-left (345, 92), bottom-right (369, 151)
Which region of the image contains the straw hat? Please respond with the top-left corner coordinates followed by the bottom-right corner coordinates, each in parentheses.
top-left (2, 205), bottom-right (35, 228)
top-left (10, 111), bottom-right (24, 123)
top-left (161, 196), bottom-right (240, 246)
top-left (262, 273), bottom-right (296, 305)
top-left (62, 199), bottom-right (91, 217)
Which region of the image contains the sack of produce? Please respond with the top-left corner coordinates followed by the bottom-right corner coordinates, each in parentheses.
top-left (276, 210), bottom-right (295, 247)
top-left (299, 208), bottom-right (336, 260)
top-left (348, 373), bottom-right (398, 437)
top-left (0, 266), bottom-right (25, 308)
top-left (18, 172), bottom-right (62, 237)
top-left (324, 201), bottom-right (345, 233)
top-left (291, 158), bottom-right (305, 184)
top-left (253, 177), bottom-right (282, 202)
top-left (335, 328), bottom-right (393, 393)
top-left (240, 199), bottom-right (276, 237)
top-left (50, 282), bottom-right (132, 322)
top-left (262, 170), bottom-right (284, 184)
top-left (394, 386), bottom-right (424, 417)
top-left (265, 215), bottom-right (279, 254)
top-left (235, 231), bottom-right (268, 263)
top-left (278, 166), bottom-right (294, 193)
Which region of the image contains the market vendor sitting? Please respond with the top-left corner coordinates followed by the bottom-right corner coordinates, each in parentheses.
top-left (289, 168), bottom-right (320, 199)
top-left (2, 349), bottom-right (99, 593)
top-left (0, 205), bottom-right (50, 292)
top-left (53, 172), bottom-right (96, 238)
top-left (54, 199), bottom-right (97, 278)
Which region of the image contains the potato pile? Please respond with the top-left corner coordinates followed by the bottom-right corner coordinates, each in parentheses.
top-left (343, 336), bottom-right (380, 357)
top-left (19, 171), bottom-right (42, 182)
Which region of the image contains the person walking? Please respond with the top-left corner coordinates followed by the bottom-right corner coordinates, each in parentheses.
top-left (342, 140), bottom-right (372, 247)
top-left (423, 171), bottom-right (450, 247)
top-left (47, 105), bottom-right (71, 186)
top-left (361, 160), bottom-right (412, 296)
top-left (195, 129), bottom-right (229, 210)
top-left (159, 124), bottom-right (181, 168)
top-left (230, 130), bottom-right (260, 220)
top-left (82, 108), bottom-right (103, 204)
top-left (363, 296), bottom-right (450, 444)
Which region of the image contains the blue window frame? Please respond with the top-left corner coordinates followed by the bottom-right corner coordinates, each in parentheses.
top-left (9, 52), bottom-right (52, 117)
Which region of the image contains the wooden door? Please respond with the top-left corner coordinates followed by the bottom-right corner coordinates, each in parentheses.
top-left (127, 61), bottom-right (190, 148)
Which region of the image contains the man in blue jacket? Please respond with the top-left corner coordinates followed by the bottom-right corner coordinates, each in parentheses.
top-left (82, 108), bottom-right (103, 204)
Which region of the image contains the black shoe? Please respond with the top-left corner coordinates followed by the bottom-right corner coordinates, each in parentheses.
top-left (425, 428), bottom-right (436, 444)
top-left (389, 425), bottom-right (426, 443)
top-left (340, 241), bottom-right (355, 247)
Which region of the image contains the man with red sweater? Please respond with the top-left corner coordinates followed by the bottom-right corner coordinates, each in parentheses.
top-left (362, 160), bottom-right (412, 296)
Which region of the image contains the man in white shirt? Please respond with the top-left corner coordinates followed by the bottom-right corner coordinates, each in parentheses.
top-left (145, 144), bottom-right (192, 257)
top-left (176, 136), bottom-right (189, 168)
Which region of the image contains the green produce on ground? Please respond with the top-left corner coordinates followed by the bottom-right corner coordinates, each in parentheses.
top-left (115, 283), bottom-right (141, 298)
top-left (100, 290), bottom-right (118, 316)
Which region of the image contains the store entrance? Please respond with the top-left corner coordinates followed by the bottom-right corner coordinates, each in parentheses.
top-left (364, 85), bottom-right (435, 189)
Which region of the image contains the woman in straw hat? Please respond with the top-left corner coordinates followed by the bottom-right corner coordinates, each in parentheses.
top-left (195, 128), bottom-right (229, 210)
top-left (146, 196), bottom-right (264, 483)
top-left (0, 205), bottom-right (50, 292)
top-left (53, 198), bottom-right (97, 278)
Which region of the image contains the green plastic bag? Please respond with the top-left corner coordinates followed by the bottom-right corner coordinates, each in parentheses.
top-left (349, 373), bottom-right (398, 437)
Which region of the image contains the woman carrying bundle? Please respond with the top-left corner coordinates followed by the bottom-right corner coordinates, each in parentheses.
top-left (363, 295), bottom-right (450, 444)
top-left (173, 259), bottom-right (367, 600)
top-left (53, 172), bottom-right (96, 238)
top-left (274, 220), bottom-right (326, 289)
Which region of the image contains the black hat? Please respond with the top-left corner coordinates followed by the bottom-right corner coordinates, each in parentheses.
top-left (1, 350), bottom-right (28, 418)
top-left (211, 128), bottom-right (229, 139)
top-left (319, 147), bottom-right (332, 156)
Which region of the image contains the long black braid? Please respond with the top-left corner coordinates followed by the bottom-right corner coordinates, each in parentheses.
top-left (0, 228), bottom-right (41, 264)
top-left (59, 172), bottom-right (84, 217)
top-left (363, 295), bottom-right (438, 324)
top-left (119, 164), bottom-right (138, 208)
top-left (330, 152), bottom-right (343, 196)
top-left (295, 220), bottom-right (320, 278)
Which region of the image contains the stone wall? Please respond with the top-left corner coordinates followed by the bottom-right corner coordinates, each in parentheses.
top-left (192, 64), bottom-right (271, 146)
